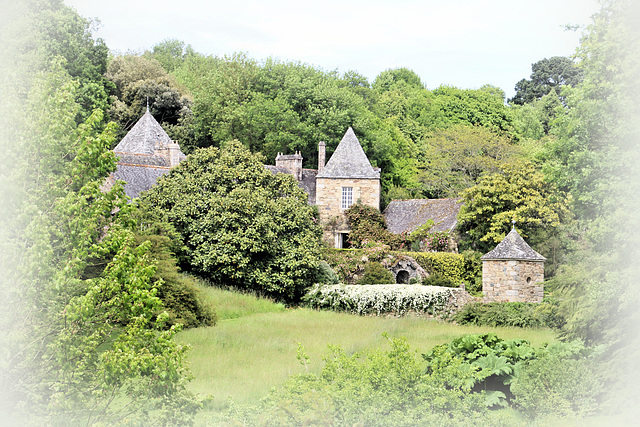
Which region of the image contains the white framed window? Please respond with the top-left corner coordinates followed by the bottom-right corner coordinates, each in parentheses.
top-left (341, 187), bottom-right (353, 209)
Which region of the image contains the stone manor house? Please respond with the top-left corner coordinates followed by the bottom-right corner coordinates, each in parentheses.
top-left (108, 110), bottom-right (545, 302)
top-left (109, 109), bottom-right (461, 248)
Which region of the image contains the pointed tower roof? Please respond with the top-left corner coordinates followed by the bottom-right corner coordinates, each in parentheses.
top-left (481, 228), bottom-right (546, 261)
top-left (316, 127), bottom-right (379, 179)
top-left (113, 108), bottom-right (174, 155)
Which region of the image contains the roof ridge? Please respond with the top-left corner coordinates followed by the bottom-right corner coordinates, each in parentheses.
top-left (113, 109), bottom-right (176, 156)
top-left (316, 127), bottom-right (379, 179)
top-left (481, 229), bottom-right (546, 261)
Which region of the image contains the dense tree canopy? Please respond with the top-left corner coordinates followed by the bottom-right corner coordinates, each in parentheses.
top-left (141, 141), bottom-right (323, 301)
top-left (416, 124), bottom-right (521, 198)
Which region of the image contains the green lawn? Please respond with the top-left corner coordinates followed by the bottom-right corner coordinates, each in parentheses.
top-left (176, 285), bottom-right (559, 411)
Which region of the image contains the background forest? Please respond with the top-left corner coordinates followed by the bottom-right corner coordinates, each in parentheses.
top-left (1, 0), bottom-right (639, 425)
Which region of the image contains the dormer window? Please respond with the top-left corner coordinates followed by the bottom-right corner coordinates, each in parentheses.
top-left (341, 187), bottom-right (353, 209)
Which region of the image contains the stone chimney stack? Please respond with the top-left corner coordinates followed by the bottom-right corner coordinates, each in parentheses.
top-left (168, 141), bottom-right (181, 167)
top-left (275, 152), bottom-right (303, 181)
top-left (318, 141), bottom-right (326, 173)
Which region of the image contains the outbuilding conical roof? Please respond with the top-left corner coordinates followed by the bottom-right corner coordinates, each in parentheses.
top-left (316, 127), bottom-right (379, 179)
top-left (113, 108), bottom-right (174, 155)
top-left (481, 228), bottom-right (546, 261)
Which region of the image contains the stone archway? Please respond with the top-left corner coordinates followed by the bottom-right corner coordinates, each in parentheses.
top-left (396, 270), bottom-right (410, 284)
top-left (384, 256), bottom-right (428, 284)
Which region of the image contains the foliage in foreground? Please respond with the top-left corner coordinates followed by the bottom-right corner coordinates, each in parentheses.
top-left (220, 334), bottom-right (599, 425)
top-left (141, 141), bottom-right (323, 302)
top-left (0, 60), bottom-right (201, 425)
top-left (256, 336), bottom-right (492, 426)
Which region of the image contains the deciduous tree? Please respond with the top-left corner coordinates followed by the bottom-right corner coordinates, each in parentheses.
top-left (457, 160), bottom-right (571, 255)
top-left (141, 141), bottom-right (323, 301)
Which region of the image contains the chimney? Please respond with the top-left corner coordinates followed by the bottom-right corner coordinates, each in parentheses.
top-left (168, 141), bottom-right (181, 167)
top-left (318, 141), bottom-right (326, 172)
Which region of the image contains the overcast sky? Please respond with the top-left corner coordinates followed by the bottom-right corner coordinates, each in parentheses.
top-left (65, 0), bottom-right (600, 99)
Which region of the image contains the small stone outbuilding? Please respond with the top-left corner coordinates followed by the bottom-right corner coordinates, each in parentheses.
top-left (481, 228), bottom-right (545, 303)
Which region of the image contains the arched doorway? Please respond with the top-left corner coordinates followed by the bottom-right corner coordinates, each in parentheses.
top-left (396, 270), bottom-right (410, 284)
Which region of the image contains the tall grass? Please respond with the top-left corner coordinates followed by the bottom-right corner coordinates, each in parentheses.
top-left (195, 283), bottom-right (286, 320)
top-left (177, 283), bottom-right (558, 411)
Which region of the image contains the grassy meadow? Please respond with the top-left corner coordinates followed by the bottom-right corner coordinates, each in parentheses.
top-left (177, 284), bottom-right (559, 412)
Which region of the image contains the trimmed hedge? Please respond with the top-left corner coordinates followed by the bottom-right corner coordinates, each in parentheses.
top-left (404, 251), bottom-right (465, 284)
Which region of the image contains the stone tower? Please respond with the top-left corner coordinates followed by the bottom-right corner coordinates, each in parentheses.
top-left (481, 227), bottom-right (546, 303)
top-left (315, 127), bottom-right (380, 247)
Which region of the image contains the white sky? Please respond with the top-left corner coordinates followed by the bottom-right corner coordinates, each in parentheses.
top-left (65, 0), bottom-right (600, 99)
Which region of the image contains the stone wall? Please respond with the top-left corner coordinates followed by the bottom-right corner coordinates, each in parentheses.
top-left (482, 260), bottom-right (544, 303)
top-left (316, 177), bottom-right (380, 244)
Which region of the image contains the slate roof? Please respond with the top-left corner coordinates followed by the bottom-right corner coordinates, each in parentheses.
top-left (481, 228), bottom-right (546, 261)
top-left (114, 108), bottom-right (174, 155)
top-left (316, 127), bottom-right (379, 179)
top-left (114, 162), bottom-right (171, 199)
top-left (383, 198), bottom-right (463, 234)
top-left (265, 165), bottom-right (317, 205)
top-left (109, 109), bottom-right (185, 199)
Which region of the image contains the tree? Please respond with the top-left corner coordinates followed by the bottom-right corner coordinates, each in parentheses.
top-left (140, 141), bottom-right (323, 301)
top-left (457, 160), bottom-right (571, 256)
top-left (431, 86), bottom-right (514, 133)
top-left (416, 124), bottom-right (522, 198)
top-left (0, 3), bottom-right (201, 423)
top-left (32, 0), bottom-right (113, 122)
top-left (145, 38), bottom-right (196, 73)
top-left (372, 67), bottom-right (425, 92)
top-left (106, 54), bottom-right (192, 137)
top-left (508, 56), bottom-right (583, 105)
top-left (536, 1), bottom-right (640, 418)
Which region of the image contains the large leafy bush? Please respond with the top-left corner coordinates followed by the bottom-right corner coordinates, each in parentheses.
top-left (344, 203), bottom-right (407, 249)
top-left (141, 141), bottom-right (322, 302)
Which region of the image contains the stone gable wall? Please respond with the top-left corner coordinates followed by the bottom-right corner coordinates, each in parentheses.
top-left (482, 260), bottom-right (544, 303)
top-left (316, 177), bottom-right (380, 244)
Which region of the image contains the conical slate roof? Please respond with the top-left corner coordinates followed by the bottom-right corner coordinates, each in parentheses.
top-left (481, 228), bottom-right (546, 261)
top-left (113, 108), bottom-right (174, 155)
top-left (316, 127), bottom-right (379, 179)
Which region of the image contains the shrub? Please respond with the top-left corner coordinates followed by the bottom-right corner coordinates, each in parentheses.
top-left (511, 354), bottom-right (601, 419)
top-left (423, 333), bottom-right (591, 411)
top-left (357, 262), bottom-right (395, 284)
top-left (422, 273), bottom-right (456, 288)
top-left (422, 231), bottom-right (452, 252)
top-left (258, 336), bottom-right (490, 426)
top-left (314, 260), bottom-right (340, 284)
top-left (304, 284), bottom-right (454, 316)
top-left (135, 233), bottom-right (217, 328)
top-left (462, 250), bottom-right (483, 294)
top-left (321, 246), bottom-right (391, 284)
top-left (140, 142), bottom-right (322, 302)
top-left (345, 203), bottom-right (407, 250)
top-left (453, 301), bottom-right (564, 329)
top-left (409, 251), bottom-right (465, 284)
